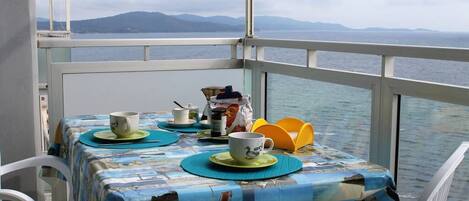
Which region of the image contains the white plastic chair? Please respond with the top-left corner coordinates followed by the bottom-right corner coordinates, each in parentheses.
top-left (0, 155), bottom-right (73, 201)
top-left (419, 142), bottom-right (469, 201)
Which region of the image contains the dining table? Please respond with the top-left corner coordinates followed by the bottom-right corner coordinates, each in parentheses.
top-left (49, 112), bottom-right (398, 201)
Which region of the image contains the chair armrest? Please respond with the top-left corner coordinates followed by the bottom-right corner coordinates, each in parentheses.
top-left (419, 142), bottom-right (469, 201)
top-left (0, 155), bottom-right (73, 201)
top-left (0, 189), bottom-right (34, 201)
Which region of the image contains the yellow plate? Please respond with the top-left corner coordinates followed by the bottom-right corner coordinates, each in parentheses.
top-left (209, 151), bottom-right (278, 169)
top-left (93, 130), bottom-right (150, 141)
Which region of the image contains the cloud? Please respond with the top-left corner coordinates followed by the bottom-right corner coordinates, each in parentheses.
top-left (36, 0), bottom-right (469, 32)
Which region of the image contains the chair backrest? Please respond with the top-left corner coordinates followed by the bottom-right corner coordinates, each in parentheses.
top-left (0, 155), bottom-right (73, 201)
top-left (419, 142), bottom-right (469, 201)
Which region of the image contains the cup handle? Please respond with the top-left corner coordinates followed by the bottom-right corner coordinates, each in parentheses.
top-left (124, 117), bottom-right (131, 132)
top-left (263, 138), bottom-right (274, 153)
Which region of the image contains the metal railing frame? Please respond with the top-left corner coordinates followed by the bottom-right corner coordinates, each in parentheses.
top-left (35, 0), bottom-right (469, 198)
top-left (38, 38), bottom-right (243, 144)
top-left (38, 37), bottom-right (469, 178)
top-left (243, 37), bottom-right (469, 177)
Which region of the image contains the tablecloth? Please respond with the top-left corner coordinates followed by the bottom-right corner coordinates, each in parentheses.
top-left (50, 112), bottom-right (398, 201)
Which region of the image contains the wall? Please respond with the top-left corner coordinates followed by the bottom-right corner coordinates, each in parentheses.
top-left (0, 0), bottom-right (40, 198)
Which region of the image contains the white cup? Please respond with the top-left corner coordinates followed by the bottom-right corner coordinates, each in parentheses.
top-left (172, 108), bottom-right (190, 124)
top-left (228, 132), bottom-right (274, 165)
top-left (110, 112), bottom-right (139, 138)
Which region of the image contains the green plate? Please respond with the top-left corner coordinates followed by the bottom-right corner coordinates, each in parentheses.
top-left (209, 151), bottom-right (278, 169)
top-left (93, 130), bottom-right (150, 141)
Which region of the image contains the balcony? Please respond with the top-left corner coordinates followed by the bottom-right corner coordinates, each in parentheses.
top-left (32, 35), bottom-right (469, 200)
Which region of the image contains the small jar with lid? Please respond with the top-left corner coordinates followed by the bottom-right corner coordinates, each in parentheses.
top-left (210, 107), bottom-right (226, 137)
top-left (187, 104), bottom-right (199, 123)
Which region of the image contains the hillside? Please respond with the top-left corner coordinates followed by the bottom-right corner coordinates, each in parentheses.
top-left (37, 11), bottom-right (431, 33)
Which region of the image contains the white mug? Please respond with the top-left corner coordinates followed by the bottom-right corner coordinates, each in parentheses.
top-left (110, 112), bottom-right (139, 138)
top-left (228, 132), bottom-right (274, 164)
top-left (172, 108), bottom-right (189, 124)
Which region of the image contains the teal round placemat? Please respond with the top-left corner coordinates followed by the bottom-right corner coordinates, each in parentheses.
top-left (79, 129), bottom-right (179, 149)
top-left (157, 121), bottom-right (205, 133)
top-left (180, 152), bottom-right (303, 180)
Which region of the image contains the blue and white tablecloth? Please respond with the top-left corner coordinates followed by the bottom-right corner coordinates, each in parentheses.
top-left (51, 112), bottom-right (397, 201)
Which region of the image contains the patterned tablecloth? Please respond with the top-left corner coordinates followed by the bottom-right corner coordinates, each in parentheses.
top-left (51, 113), bottom-right (398, 201)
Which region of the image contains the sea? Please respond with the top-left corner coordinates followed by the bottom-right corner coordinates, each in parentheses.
top-left (71, 31), bottom-right (469, 200)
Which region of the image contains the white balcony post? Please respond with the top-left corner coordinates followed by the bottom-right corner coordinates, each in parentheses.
top-left (48, 0), bottom-right (54, 31)
top-left (243, 40), bottom-right (253, 95)
top-left (307, 49), bottom-right (317, 68)
top-left (231, 44), bottom-right (238, 59)
top-left (144, 46), bottom-right (150, 61)
top-left (245, 0), bottom-right (254, 37)
top-left (370, 56), bottom-right (399, 174)
top-left (251, 46), bottom-right (266, 119)
top-left (0, 0), bottom-right (41, 197)
top-left (65, 0), bottom-right (71, 32)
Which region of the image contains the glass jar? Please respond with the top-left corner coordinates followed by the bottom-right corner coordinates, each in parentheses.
top-left (211, 107), bottom-right (226, 137)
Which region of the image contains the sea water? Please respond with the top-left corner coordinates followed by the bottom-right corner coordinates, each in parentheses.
top-left (71, 31), bottom-right (469, 200)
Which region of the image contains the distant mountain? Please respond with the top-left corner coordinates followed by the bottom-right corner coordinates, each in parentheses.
top-left (173, 15), bottom-right (348, 31)
top-left (173, 14), bottom-right (243, 26)
top-left (37, 11), bottom-right (433, 33)
top-left (38, 12), bottom-right (243, 33)
top-left (362, 27), bottom-right (433, 32)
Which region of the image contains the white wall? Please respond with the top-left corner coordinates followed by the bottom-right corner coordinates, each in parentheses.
top-left (63, 69), bottom-right (244, 116)
top-left (0, 0), bottom-right (40, 198)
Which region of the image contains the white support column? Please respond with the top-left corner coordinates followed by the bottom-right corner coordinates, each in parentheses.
top-left (256, 46), bottom-right (265, 60)
top-left (243, 42), bottom-right (253, 95)
top-left (251, 46), bottom-right (266, 118)
top-left (46, 48), bottom-right (52, 83)
top-left (65, 0), bottom-right (71, 32)
top-left (46, 48), bottom-right (63, 147)
top-left (48, 0), bottom-right (54, 31)
top-left (245, 0), bottom-right (254, 37)
top-left (370, 56), bottom-right (399, 174)
top-left (0, 0), bottom-right (41, 198)
top-left (144, 46), bottom-right (150, 61)
top-left (307, 49), bottom-right (317, 68)
top-left (231, 45), bottom-right (238, 59)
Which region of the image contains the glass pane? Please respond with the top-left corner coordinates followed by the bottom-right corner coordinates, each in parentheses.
top-left (267, 73), bottom-right (371, 159)
top-left (317, 52), bottom-right (380, 75)
top-left (264, 47), bottom-right (306, 65)
top-left (71, 33), bottom-right (242, 61)
top-left (72, 47), bottom-right (143, 61)
top-left (263, 48), bottom-right (381, 75)
top-left (150, 46), bottom-right (231, 60)
top-left (398, 97), bottom-right (469, 201)
top-left (395, 58), bottom-right (469, 87)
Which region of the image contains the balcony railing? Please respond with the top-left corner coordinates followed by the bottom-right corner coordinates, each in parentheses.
top-left (37, 37), bottom-right (469, 176)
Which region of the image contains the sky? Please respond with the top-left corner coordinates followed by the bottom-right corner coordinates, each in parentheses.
top-left (36, 0), bottom-right (469, 32)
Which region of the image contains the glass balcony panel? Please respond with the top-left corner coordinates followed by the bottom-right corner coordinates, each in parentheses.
top-left (62, 69), bottom-right (244, 116)
top-left (150, 46), bottom-right (231, 60)
top-left (263, 47), bottom-right (306, 65)
top-left (72, 47), bottom-right (143, 61)
top-left (395, 58), bottom-right (469, 87)
top-left (262, 48), bottom-right (381, 74)
top-left (398, 97), bottom-right (469, 201)
top-left (71, 33), bottom-right (243, 61)
top-left (266, 73), bottom-right (371, 159)
top-left (256, 31), bottom-right (469, 47)
top-left (317, 52), bottom-right (381, 74)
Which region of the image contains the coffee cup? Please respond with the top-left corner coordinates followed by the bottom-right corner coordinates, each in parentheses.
top-left (172, 108), bottom-right (190, 124)
top-left (228, 132), bottom-right (274, 164)
top-left (110, 112), bottom-right (139, 138)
